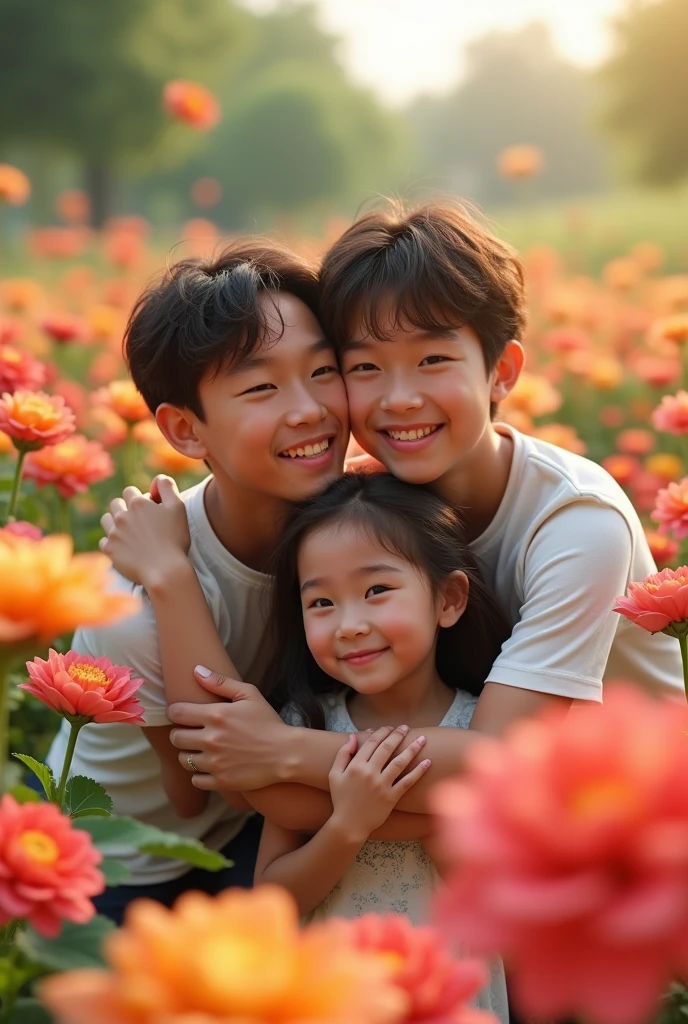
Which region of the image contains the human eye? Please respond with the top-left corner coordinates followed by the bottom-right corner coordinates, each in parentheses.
top-left (365, 584), bottom-right (392, 598)
top-left (308, 597), bottom-right (334, 609)
top-left (239, 382), bottom-right (277, 395)
top-left (347, 361), bottom-right (379, 373)
top-left (419, 354), bottom-right (451, 366)
top-left (312, 364), bottom-right (339, 378)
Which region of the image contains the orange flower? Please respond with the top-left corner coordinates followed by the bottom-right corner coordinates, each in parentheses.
top-left (0, 163), bottom-right (30, 205)
top-left (433, 685), bottom-right (688, 1024)
top-left (631, 241), bottom-right (664, 273)
top-left (644, 528), bottom-right (679, 567)
top-left (346, 914), bottom-right (495, 1024)
top-left (652, 314), bottom-right (688, 346)
top-left (632, 355), bottom-right (681, 389)
top-left (24, 434), bottom-right (114, 498)
top-left (602, 257), bottom-right (642, 291)
top-left (0, 278), bottom-right (43, 313)
top-left (41, 886), bottom-right (405, 1024)
top-left (23, 649), bottom-right (145, 724)
top-left (0, 343), bottom-right (47, 394)
top-left (0, 794), bottom-right (103, 938)
top-left (497, 145), bottom-right (543, 180)
top-left (54, 188), bottom-right (91, 225)
top-left (645, 453), bottom-right (683, 483)
top-left (615, 565), bottom-right (688, 634)
top-left (163, 80), bottom-right (221, 130)
top-left (0, 532), bottom-right (139, 645)
top-left (587, 355), bottom-right (624, 390)
top-left (616, 428), bottom-right (655, 455)
top-left (652, 391), bottom-right (688, 436)
top-left (0, 390), bottom-right (76, 453)
top-left (86, 304), bottom-right (122, 342)
top-left (502, 371), bottom-right (561, 418)
top-left (601, 454), bottom-right (639, 488)
top-left (133, 421), bottom-right (203, 476)
top-left (93, 380), bottom-right (150, 425)
top-left (531, 423), bottom-right (586, 455)
top-left (86, 406), bottom-right (128, 447)
top-left (652, 477), bottom-right (688, 538)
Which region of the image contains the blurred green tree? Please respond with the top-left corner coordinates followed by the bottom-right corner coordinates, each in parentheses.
top-left (407, 22), bottom-right (609, 204)
top-left (600, 0), bottom-right (688, 186)
top-left (0, 0), bottom-right (249, 223)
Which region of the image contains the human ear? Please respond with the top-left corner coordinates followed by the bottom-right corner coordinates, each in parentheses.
top-left (438, 570), bottom-right (469, 628)
top-left (490, 340), bottom-right (525, 404)
top-left (155, 403), bottom-right (209, 460)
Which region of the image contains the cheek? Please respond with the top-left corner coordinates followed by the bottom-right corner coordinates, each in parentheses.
top-left (345, 380), bottom-right (377, 424)
top-left (304, 617), bottom-right (335, 663)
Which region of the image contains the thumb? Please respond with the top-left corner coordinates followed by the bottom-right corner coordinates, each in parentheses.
top-left (156, 474), bottom-right (182, 507)
top-left (150, 474), bottom-right (174, 503)
top-left (194, 665), bottom-right (246, 698)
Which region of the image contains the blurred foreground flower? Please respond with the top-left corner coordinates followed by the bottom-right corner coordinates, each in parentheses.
top-left (347, 913), bottom-right (496, 1024)
top-left (433, 685), bottom-right (688, 1024)
top-left (163, 80), bottom-right (221, 130)
top-left (0, 794), bottom-right (104, 937)
top-left (41, 885), bottom-right (405, 1024)
top-left (24, 434), bottom-right (114, 499)
top-left (652, 477), bottom-right (688, 539)
top-left (0, 164), bottom-right (30, 205)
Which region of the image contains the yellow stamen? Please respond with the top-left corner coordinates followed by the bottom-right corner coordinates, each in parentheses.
top-left (68, 662), bottom-right (110, 691)
top-left (18, 830), bottom-right (60, 865)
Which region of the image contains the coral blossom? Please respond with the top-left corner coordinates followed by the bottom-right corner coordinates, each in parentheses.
top-left (2, 521), bottom-right (42, 540)
top-left (41, 886), bottom-right (405, 1024)
top-left (346, 914), bottom-right (495, 1024)
top-left (0, 794), bottom-right (103, 937)
top-left (0, 163), bottom-right (31, 205)
top-left (652, 391), bottom-right (688, 436)
top-left (643, 529), bottom-right (679, 567)
top-left (163, 80), bottom-right (221, 130)
top-left (432, 685), bottom-right (688, 1024)
top-left (93, 379), bottom-right (150, 424)
top-left (41, 313), bottom-right (88, 345)
top-left (0, 390), bottom-right (76, 451)
top-left (22, 649), bottom-right (145, 724)
top-left (614, 566), bottom-right (688, 635)
top-left (0, 532), bottom-right (139, 644)
top-left (24, 434), bottom-right (115, 498)
top-left (497, 145), bottom-right (543, 180)
top-left (651, 477), bottom-right (688, 538)
top-left (0, 343), bottom-right (47, 394)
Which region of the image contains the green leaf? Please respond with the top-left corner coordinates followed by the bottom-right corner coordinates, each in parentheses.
top-left (100, 856), bottom-right (132, 887)
top-left (8, 998), bottom-right (53, 1024)
top-left (74, 814), bottom-right (232, 870)
top-left (12, 755), bottom-right (57, 802)
top-left (65, 776), bottom-right (113, 818)
top-left (18, 916), bottom-right (115, 971)
top-left (9, 784), bottom-right (41, 804)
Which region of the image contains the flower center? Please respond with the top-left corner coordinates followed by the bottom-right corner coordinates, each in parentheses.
top-left (570, 778), bottom-right (638, 822)
top-left (18, 830), bottom-right (60, 865)
top-left (68, 662), bottom-right (110, 691)
top-left (0, 346), bottom-right (21, 364)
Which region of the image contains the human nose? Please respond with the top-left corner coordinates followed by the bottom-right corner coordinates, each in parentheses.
top-left (285, 382), bottom-right (327, 428)
top-left (335, 608), bottom-right (371, 640)
top-left (379, 373), bottom-right (423, 414)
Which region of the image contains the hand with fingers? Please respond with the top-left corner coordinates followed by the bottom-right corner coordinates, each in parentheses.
top-left (99, 475), bottom-right (191, 589)
top-left (328, 725), bottom-right (431, 843)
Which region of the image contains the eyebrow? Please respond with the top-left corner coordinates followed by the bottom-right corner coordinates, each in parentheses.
top-left (342, 327), bottom-right (459, 352)
top-left (300, 563), bottom-right (403, 594)
top-left (233, 337), bottom-right (333, 374)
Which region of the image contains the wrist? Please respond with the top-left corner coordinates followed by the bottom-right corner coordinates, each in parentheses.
top-left (144, 554), bottom-right (195, 596)
top-left (325, 813), bottom-right (368, 849)
top-left (277, 724), bottom-right (309, 783)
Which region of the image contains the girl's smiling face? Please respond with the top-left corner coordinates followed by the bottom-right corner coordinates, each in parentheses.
top-left (298, 520), bottom-right (466, 695)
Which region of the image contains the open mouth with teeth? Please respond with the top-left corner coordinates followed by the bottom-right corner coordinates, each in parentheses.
top-left (279, 437), bottom-right (331, 459)
top-left (384, 425), bottom-right (441, 441)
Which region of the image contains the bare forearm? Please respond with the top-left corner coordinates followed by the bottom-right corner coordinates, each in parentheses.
top-left (146, 558), bottom-right (243, 705)
top-left (161, 760), bottom-right (210, 818)
top-left (256, 819), bottom-right (363, 917)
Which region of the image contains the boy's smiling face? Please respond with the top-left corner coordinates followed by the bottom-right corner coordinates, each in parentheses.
top-left (341, 304), bottom-right (521, 485)
top-left (173, 291), bottom-right (349, 503)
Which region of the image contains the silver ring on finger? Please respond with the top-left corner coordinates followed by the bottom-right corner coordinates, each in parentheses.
top-left (186, 754), bottom-right (200, 773)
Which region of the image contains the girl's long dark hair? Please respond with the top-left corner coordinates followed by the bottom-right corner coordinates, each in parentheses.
top-left (264, 472), bottom-right (512, 729)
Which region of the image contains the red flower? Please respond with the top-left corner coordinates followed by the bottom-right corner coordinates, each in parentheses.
top-left (346, 914), bottom-right (496, 1024)
top-left (614, 565), bottom-right (688, 634)
top-left (24, 434), bottom-right (115, 498)
top-left (40, 314), bottom-right (88, 346)
top-left (163, 80), bottom-right (221, 130)
top-left (0, 794), bottom-right (104, 937)
top-left (22, 649), bottom-right (145, 724)
top-left (432, 686), bottom-right (688, 1024)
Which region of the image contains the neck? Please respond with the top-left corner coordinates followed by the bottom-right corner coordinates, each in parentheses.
top-left (431, 423), bottom-right (513, 543)
top-left (348, 649), bottom-right (454, 730)
top-left (203, 472), bottom-right (290, 572)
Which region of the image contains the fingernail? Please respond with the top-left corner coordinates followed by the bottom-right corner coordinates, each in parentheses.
top-left (195, 665), bottom-right (211, 677)
top-left (422, 759), bottom-right (431, 768)
top-left (417, 735), bottom-right (427, 745)
top-left (398, 724), bottom-right (410, 734)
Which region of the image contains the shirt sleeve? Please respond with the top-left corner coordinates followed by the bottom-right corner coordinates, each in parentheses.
top-left (486, 502), bottom-right (635, 702)
top-left (71, 573), bottom-right (170, 728)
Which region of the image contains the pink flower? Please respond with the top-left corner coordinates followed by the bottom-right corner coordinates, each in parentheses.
top-left (1, 521), bottom-right (42, 540)
top-left (346, 914), bottom-right (495, 1024)
top-left (652, 477), bottom-right (688, 538)
top-left (432, 685), bottom-right (688, 1024)
top-left (614, 566), bottom-right (688, 634)
top-left (0, 389), bottom-right (76, 451)
top-left (0, 343), bottom-right (47, 394)
top-left (24, 434), bottom-right (115, 498)
top-left (22, 649), bottom-right (145, 724)
top-left (652, 391), bottom-right (688, 436)
top-left (0, 794), bottom-right (104, 937)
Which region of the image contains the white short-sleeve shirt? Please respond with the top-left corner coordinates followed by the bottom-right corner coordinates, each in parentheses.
top-left (47, 477), bottom-right (273, 885)
top-left (474, 424), bottom-right (682, 702)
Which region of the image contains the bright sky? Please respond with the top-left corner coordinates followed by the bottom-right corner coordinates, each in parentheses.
top-left (243, 0), bottom-right (628, 105)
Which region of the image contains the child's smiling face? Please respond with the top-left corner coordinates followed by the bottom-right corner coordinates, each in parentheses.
top-left (340, 302), bottom-right (520, 486)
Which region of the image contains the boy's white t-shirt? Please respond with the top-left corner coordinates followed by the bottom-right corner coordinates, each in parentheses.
top-left (47, 477), bottom-right (273, 885)
top-left (475, 424), bottom-right (683, 701)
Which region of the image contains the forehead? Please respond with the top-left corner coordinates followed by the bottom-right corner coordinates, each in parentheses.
top-left (232, 290), bottom-right (331, 372)
top-left (298, 520), bottom-right (407, 571)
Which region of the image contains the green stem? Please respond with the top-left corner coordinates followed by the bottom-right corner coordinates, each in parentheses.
top-left (679, 634), bottom-right (688, 707)
top-left (57, 494), bottom-right (71, 535)
top-left (56, 719), bottom-right (83, 807)
top-left (0, 656), bottom-right (11, 796)
top-left (0, 938), bottom-right (21, 1023)
top-left (123, 426), bottom-right (137, 486)
top-left (5, 449), bottom-right (26, 523)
